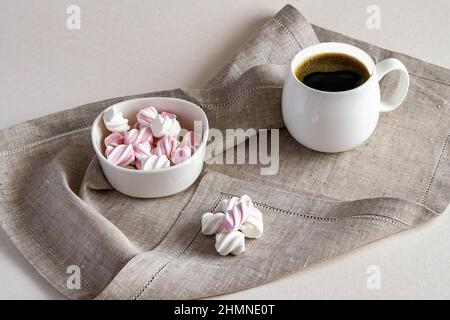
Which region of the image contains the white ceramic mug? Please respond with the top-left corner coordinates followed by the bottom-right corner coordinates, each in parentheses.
top-left (282, 42), bottom-right (409, 153)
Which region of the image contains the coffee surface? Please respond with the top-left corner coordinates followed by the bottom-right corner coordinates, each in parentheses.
top-left (295, 53), bottom-right (370, 92)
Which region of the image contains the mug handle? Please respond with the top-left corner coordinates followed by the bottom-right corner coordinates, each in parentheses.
top-left (375, 58), bottom-right (410, 112)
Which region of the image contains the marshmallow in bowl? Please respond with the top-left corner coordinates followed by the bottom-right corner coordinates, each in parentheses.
top-left (124, 127), bottom-right (153, 146)
top-left (171, 146), bottom-right (192, 165)
top-left (133, 142), bottom-right (152, 169)
top-left (133, 141), bottom-right (152, 158)
top-left (103, 105), bottom-right (200, 170)
top-left (104, 132), bottom-right (124, 147)
top-left (160, 111), bottom-right (177, 119)
top-left (140, 154), bottom-right (171, 171)
top-left (136, 106), bottom-right (158, 127)
top-left (180, 131), bottom-right (202, 151)
top-left (106, 144), bottom-right (135, 167)
top-left (103, 107), bottom-right (130, 132)
top-left (150, 114), bottom-right (181, 138)
top-left (152, 135), bottom-right (179, 159)
top-left (134, 154), bottom-right (146, 170)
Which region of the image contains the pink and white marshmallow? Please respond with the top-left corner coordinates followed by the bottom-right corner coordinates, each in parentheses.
top-left (152, 135), bottom-right (179, 159)
top-left (160, 111), bottom-right (177, 119)
top-left (171, 146), bottom-right (192, 165)
top-left (222, 196), bottom-right (263, 239)
top-left (106, 144), bottom-right (135, 167)
top-left (222, 201), bottom-right (251, 233)
top-left (133, 142), bottom-right (152, 169)
top-left (104, 132), bottom-right (124, 147)
top-left (133, 141), bottom-right (152, 157)
top-left (180, 131), bottom-right (202, 150)
top-left (150, 114), bottom-right (181, 138)
top-left (140, 154), bottom-right (171, 171)
top-left (136, 106), bottom-right (158, 127)
top-left (124, 127), bottom-right (153, 146)
top-left (103, 107), bottom-right (130, 132)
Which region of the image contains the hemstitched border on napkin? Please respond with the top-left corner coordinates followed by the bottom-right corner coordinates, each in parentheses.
top-left (132, 192), bottom-right (225, 300)
top-left (420, 130), bottom-right (450, 205)
top-left (17, 215), bottom-right (97, 293)
top-left (272, 18), bottom-right (303, 50)
top-left (132, 189), bottom-right (412, 299)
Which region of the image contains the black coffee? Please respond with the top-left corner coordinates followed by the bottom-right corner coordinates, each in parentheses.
top-left (295, 53), bottom-right (370, 92)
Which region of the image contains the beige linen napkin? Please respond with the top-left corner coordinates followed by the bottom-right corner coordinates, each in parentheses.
top-left (0, 5), bottom-right (449, 299)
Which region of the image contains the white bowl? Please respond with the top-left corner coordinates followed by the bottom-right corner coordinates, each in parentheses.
top-left (91, 97), bottom-right (209, 198)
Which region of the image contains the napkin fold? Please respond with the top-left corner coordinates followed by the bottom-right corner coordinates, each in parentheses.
top-left (0, 5), bottom-right (449, 299)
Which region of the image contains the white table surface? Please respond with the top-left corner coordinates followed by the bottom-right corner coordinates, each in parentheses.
top-left (0, 0), bottom-right (449, 300)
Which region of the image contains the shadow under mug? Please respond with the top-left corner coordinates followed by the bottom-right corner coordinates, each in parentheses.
top-left (282, 42), bottom-right (409, 153)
